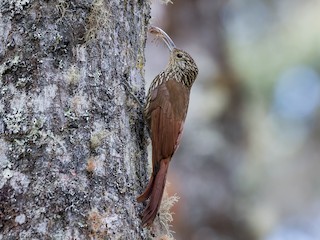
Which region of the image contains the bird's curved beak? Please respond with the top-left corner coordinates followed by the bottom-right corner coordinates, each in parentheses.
top-left (149, 26), bottom-right (176, 52)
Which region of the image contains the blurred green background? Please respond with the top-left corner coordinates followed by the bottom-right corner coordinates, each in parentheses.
top-left (145, 0), bottom-right (320, 239)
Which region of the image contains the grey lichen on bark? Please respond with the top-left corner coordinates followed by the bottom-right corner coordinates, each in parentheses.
top-left (0, 0), bottom-right (154, 239)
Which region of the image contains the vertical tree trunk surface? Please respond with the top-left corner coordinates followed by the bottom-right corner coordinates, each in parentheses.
top-left (0, 0), bottom-right (152, 239)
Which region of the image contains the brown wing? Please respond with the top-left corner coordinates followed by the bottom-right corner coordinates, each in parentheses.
top-left (145, 79), bottom-right (190, 173)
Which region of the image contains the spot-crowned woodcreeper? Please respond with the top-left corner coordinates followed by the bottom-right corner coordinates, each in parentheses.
top-left (137, 26), bottom-right (198, 227)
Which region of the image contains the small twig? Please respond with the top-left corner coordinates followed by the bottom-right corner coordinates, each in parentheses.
top-left (121, 80), bottom-right (144, 110)
top-left (121, 80), bottom-right (151, 136)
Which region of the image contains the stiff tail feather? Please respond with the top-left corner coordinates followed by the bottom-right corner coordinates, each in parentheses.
top-left (138, 159), bottom-right (170, 227)
top-left (137, 175), bottom-right (155, 203)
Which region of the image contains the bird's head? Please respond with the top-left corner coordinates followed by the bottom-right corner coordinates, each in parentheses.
top-left (149, 26), bottom-right (198, 87)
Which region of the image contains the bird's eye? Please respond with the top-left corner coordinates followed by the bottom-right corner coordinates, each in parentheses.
top-left (176, 53), bottom-right (183, 58)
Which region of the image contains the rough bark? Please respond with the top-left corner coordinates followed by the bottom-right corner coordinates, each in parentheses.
top-left (0, 0), bottom-right (154, 239)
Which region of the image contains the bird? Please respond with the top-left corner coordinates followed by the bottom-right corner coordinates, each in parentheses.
top-left (137, 26), bottom-right (198, 227)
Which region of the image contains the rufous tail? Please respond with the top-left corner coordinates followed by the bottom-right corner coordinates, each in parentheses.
top-left (137, 159), bottom-right (170, 227)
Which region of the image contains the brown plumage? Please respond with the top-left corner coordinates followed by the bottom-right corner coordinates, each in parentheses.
top-left (137, 26), bottom-right (198, 227)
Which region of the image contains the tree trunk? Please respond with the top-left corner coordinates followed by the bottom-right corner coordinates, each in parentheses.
top-left (0, 0), bottom-right (156, 239)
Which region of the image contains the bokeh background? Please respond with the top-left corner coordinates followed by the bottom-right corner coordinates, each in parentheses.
top-left (145, 0), bottom-right (320, 239)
